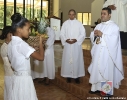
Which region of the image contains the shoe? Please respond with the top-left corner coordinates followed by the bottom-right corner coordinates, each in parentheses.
top-left (67, 78), bottom-right (71, 83)
top-left (89, 90), bottom-right (100, 94)
top-left (45, 78), bottom-right (50, 85)
top-left (75, 78), bottom-right (80, 84)
top-left (38, 78), bottom-right (46, 83)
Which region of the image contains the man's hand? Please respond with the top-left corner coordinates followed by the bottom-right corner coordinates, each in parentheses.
top-left (108, 4), bottom-right (116, 10)
top-left (94, 30), bottom-right (103, 37)
top-left (66, 39), bottom-right (77, 44)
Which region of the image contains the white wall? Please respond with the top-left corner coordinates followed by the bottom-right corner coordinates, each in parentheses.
top-left (60, 0), bottom-right (94, 22)
top-left (91, 0), bottom-right (105, 26)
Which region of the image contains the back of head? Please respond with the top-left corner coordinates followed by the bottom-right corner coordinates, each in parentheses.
top-left (0, 26), bottom-right (12, 40)
top-left (11, 13), bottom-right (29, 34)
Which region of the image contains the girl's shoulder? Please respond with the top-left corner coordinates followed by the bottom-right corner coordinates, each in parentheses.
top-left (1, 42), bottom-right (7, 51)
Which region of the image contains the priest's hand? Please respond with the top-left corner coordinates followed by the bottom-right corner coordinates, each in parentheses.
top-left (71, 39), bottom-right (77, 44)
top-left (94, 30), bottom-right (103, 37)
top-left (66, 39), bottom-right (77, 44)
top-left (108, 4), bottom-right (116, 10)
top-left (66, 39), bottom-right (71, 44)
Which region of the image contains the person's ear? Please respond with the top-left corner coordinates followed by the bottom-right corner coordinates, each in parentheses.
top-left (109, 14), bottom-right (111, 17)
top-left (109, 14), bottom-right (111, 18)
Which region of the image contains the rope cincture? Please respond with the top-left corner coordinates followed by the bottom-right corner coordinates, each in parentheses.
top-left (103, 34), bottom-right (124, 76)
top-left (69, 44), bottom-right (73, 64)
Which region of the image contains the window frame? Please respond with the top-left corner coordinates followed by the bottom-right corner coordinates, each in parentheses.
top-left (77, 12), bottom-right (91, 26)
top-left (1, 0), bottom-right (50, 29)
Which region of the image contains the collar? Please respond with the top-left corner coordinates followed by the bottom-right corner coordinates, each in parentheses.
top-left (69, 18), bottom-right (76, 21)
top-left (101, 20), bottom-right (113, 25)
top-left (12, 36), bottom-right (23, 41)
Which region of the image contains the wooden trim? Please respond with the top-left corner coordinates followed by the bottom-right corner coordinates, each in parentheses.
top-left (46, 15), bottom-right (61, 20)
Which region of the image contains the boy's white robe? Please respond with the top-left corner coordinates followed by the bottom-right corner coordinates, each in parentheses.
top-left (60, 18), bottom-right (86, 78)
top-left (31, 27), bottom-right (55, 79)
top-left (88, 20), bottom-right (124, 92)
top-left (103, 0), bottom-right (127, 32)
top-left (43, 27), bottom-right (55, 79)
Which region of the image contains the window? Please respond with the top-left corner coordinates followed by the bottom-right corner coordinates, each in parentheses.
top-left (77, 13), bottom-right (91, 25)
top-left (0, 1), bottom-right (4, 29)
top-left (0, 0), bottom-right (49, 29)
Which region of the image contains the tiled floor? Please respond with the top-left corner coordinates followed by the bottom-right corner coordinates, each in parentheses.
top-left (0, 39), bottom-right (127, 100)
top-left (34, 80), bottom-right (81, 100)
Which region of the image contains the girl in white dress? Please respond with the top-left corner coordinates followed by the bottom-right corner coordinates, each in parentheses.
top-left (0, 26), bottom-right (14, 100)
top-left (7, 13), bottom-right (45, 100)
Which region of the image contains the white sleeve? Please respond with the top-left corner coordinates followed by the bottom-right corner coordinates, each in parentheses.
top-left (60, 23), bottom-right (67, 46)
top-left (120, 0), bottom-right (127, 5)
top-left (76, 23), bottom-right (86, 45)
top-left (90, 31), bottom-right (94, 45)
top-left (101, 26), bottom-right (119, 47)
top-left (46, 29), bottom-right (55, 49)
top-left (18, 42), bottom-right (35, 59)
top-left (103, 0), bottom-right (111, 8)
top-left (0, 43), bottom-right (7, 58)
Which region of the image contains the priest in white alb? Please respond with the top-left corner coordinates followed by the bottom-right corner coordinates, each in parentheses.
top-left (88, 7), bottom-right (124, 95)
top-left (103, 0), bottom-right (127, 49)
top-left (60, 9), bottom-right (86, 84)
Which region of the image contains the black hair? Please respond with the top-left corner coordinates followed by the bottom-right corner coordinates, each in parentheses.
top-left (68, 9), bottom-right (76, 15)
top-left (11, 13), bottom-right (29, 33)
top-left (0, 26), bottom-right (12, 40)
top-left (102, 7), bottom-right (111, 14)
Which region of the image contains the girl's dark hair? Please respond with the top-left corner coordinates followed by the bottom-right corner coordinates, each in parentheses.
top-left (11, 13), bottom-right (29, 33)
top-left (0, 26), bottom-right (12, 40)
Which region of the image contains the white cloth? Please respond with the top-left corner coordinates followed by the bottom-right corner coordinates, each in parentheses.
top-left (60, 18), bottom-right (86, 78)
top-left (91, 56), bottom-right (114, 95)
top-left (90, 31), bottom-right (94, 46)
top-left (31, 58), bottom-right (44, 79)
top-left (88, 20), bottom-right (124, 92)
top-left (43, 27), bottom-right (55, 79)
top-left (103, 0), bottom-right (127, 32)
top-left (0, 42), bottom-right (14, 100)
top-left (8, 36), bottom-right (38, 100)
top-left (11, 71), bottom-right (38, 100)
top-left (31, 27), bottom-right (55, 79)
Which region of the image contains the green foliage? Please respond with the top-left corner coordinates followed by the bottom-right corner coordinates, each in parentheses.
top-left (0, 6), bottom-right (4, 29)
top-left (38, 17), bottom-right (47, 34)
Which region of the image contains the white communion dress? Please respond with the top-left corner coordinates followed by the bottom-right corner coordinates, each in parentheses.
top-left (8, 36), bottom-right (38, 100)
top-left (0, 42), bottom-right (14, 100)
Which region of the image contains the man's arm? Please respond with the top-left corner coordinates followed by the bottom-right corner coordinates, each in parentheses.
top-left (120, 0), bottom-right (127, 5)
top-left (103, 0), bottom-right (111, 8)
top-left (60, 23), bottom-right (67, 46)
top-left (76, 23), bottom-right (86, 45)
top-left (103, 1), bottom-right (116, 10)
